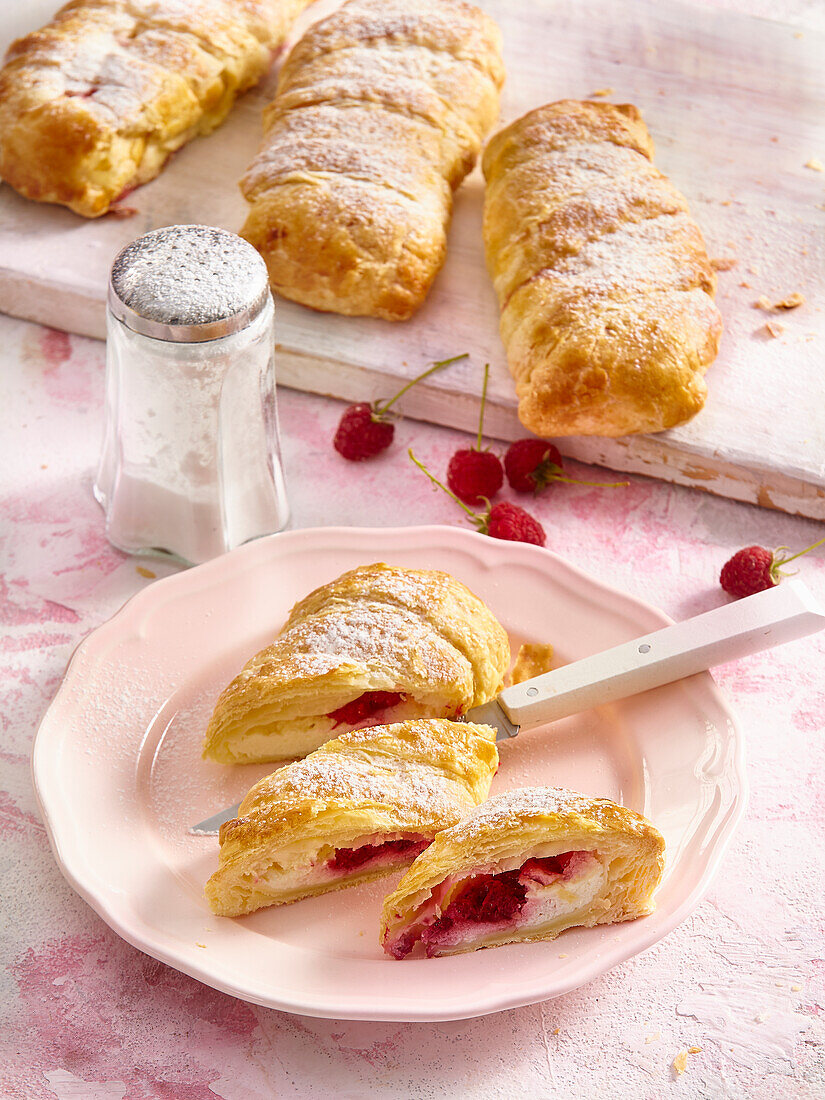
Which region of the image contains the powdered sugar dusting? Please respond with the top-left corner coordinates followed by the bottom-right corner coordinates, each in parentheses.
top-left (235, 719), bottom-right (496, 830)
top-left (438, 786), bottom-right (639, 848)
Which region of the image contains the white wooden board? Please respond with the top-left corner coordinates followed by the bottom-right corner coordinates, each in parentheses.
top-left (1, 0), bottom-right (824, 518)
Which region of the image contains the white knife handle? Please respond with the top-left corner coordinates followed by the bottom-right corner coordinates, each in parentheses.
top-left (498, 579), bottom-right (825, 729)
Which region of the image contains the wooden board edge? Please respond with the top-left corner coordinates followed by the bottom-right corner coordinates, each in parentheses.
top-left (275, 348), bottom-right (825, 524)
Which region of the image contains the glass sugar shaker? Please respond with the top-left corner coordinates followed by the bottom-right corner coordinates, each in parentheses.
top-left (95, 224), bottom-right (289, 565)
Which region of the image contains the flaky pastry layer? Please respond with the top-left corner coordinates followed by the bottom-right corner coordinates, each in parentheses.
top-left (482, 100), bottom-right (723, 436)
top-left (240, 0), bottom-right (504, 319)
top-left (205, 718), bottom-right (499, 916)
top-left (0, 0), bottom-right (312, 217)
top-left (381, 786), bottom-right (666, 958)
top-left (202, 562), bottom-right (510, 764)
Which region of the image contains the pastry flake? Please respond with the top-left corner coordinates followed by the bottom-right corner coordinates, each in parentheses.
top-left (240, 0), bottom-right (505, 319)
top-left (381, 786), bottom-right (665, 958)
top-left (482, 100), bottom-right (723, 437)
top-left (0, 0), bottom-right (312, 217)
top-left (203, 563), bottom-right (510, 763)
top-left (205, 718), bottom-right (498, 916)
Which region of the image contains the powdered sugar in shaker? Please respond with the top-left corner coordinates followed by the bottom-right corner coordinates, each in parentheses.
top-left (95, 224), bottom-right (289, 564)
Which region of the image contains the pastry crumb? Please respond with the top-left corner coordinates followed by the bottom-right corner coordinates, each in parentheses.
top-left (511, 643), bottom-right (554, 684)
top-left (711, 257), bottom-right (737, 271)
top-left (764, 322), bottom-right (784, 338)
top-left (136, 566), bottom-right (157, 579)
top-left (739, 280), bottom-right (751, 288)
top-left (753, 296), bottom-right (773, 310)
top-left (553, 1027), bottom-right (561, 1035)
top-left (774, 292), bottom-right (805, 310)
top-left (688, 1046), bottom-right (702, 1054)
top-left (747, 264), bottom-right (761, 275)
top-left (589, 87), bottom-right (614, 97)
top-left (804, 157), bottom-right (823, 171)
top-left (754, 1011), bottom-right (770, 1023)
top-left (645, 1032), bottom-right (661, 1044)
top-left (558, 952), bottom-right (568, 958)
top-left (196, 942), bottom-right (207, 948)
top-left (791, 983), bottom-right (803, 992)
top-left (672, 1050), bottom-right (689, 1076)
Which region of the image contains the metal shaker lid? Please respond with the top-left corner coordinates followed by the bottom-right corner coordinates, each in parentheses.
top-left (109, 224), bottom-right (271, 342)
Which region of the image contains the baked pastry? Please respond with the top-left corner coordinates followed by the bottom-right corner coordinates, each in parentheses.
top-left (381, 786), bottom-right (665, 958)
top-left (482, 100), bottom-right (723, 437)
top-left (205, 718), bottom-right (498, 916)
top-left (240, 0), bottom-right (505, 320)
top-left (0, 0), bottom-right (312, 217)
top-left (203, 563), bottom-right (510, 764)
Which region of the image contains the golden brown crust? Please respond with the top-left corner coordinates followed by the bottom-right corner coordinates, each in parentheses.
top-left (482, 100), bottom-right (723, 436)
top-left (205, 718), bottom-right (499, 916)
top-left (202, 563), bottom-right (510, 764)
top-left (240, 0), bottom-right (504, 320)
top-left (381, 786), bottom-right (666, 956)
top-left (0, 0), bottom-right (312, 217)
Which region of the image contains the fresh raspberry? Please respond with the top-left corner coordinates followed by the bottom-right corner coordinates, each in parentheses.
top-left (447, 449), bottom-right (503, 505)
top-left (720, 536), bottom-right (825, 598)
top-left (504, 439), bottom-right (564, 493)
top-left (409, 449), bottom-right (546, 547)
top-left (444, 362), bottom-right (503, 504)
top-left (719, 546), bottom-right (775, 597)
top-left (486, 501), bottom-right (546, 546)
top-left (504, 438), bottom-right (628, 494)
top-left (334, 403), bottom-right (394, 460)
top-left (332, 353), bottom-right (468, 461)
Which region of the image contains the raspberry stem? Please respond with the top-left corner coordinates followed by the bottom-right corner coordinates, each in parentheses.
top-left (408, 448), bottom-right (488, 531)
top-left (771, 535), bottom-right (825, 579)
top-left (375, 353), bottom-right (468, 418)
top-left (541, 463), bottom-right (629, 489)
top-left (476, 363), bottom-right (490, 452)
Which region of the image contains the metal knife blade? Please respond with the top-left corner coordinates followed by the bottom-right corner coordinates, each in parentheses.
top-left (459, 699), bottom-right (520, 740)
top-left (190, 801), bottom-right (241, 836)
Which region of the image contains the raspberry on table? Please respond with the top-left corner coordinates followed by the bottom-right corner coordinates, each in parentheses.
top-left (720, 536), bottom-right (825, 598)
top-left (332, 353), bottom-right (468, 462)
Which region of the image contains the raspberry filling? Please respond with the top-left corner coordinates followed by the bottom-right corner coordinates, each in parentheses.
top-left (387, 850), bottom-right (594, 959)
top-left (327, 836), bottom-right (430, 873)
top-left (326, 691), bottom-right (405, 728)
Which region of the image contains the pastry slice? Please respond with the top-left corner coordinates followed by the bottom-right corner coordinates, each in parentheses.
top-left (0, 0), bottom-right (312, 217)
top-left (205, 718), bottom-right (498, 916)
top-left (381, 787), bottom-right (665, 958)
top-left (203, 563), bottom-right (510, 763)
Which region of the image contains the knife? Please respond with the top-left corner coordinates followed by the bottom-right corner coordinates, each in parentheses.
top-left (189, 579), bottom-right (825, 835)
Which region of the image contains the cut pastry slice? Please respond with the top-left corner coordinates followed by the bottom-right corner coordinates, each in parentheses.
top-left (381, 787), bottom-right (665, 958)
top-left (202, 563), bottom-right (510, 763)
top-left (205, 718), bottom-right (499, 917)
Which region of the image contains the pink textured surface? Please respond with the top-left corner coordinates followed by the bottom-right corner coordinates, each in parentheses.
top-left (3, 312), bottom-right (824, 1098)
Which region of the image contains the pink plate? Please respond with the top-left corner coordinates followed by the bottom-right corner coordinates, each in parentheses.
top-left (32, 526), bottom-right (747, 1021)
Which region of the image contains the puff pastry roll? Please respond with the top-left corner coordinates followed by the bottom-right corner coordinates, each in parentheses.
top-left (0, 0), bottom-right (312, 217)
top-left (205, 718), bottom-right (498, 916)
top-left (203, 563), bottom-right (510, 764)
top-left (381, 786), bottom-right (665, 958)
top-left (240, 0), bottom-right (505, 320)
top-left (482, 100), bottom-right (723, 437)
